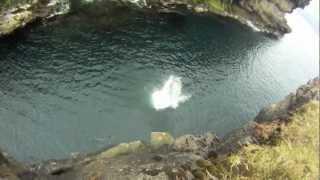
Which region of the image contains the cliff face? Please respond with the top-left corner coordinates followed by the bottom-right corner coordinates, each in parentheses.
top-left (0, 0), bottom-right (311, 38)
top-left (211, 0), bottom-right (310, 37)
top-left (144, 0), bottom-right (311, 37)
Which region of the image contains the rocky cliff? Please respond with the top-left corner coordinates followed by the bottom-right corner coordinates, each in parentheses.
top-left (1, 77), bottom-right (318, 180)
top-left (0, 0), bottom-right (312, 38)
top-left (145, 0), bottom-right (311, 37)
top-left (0, 0), bottom-right (69, 37)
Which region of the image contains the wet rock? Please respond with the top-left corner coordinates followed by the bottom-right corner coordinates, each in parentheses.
top-left (150, 132), bottom-right (175, 149)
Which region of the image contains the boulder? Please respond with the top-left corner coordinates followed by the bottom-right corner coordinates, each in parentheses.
top-left (99, 140), bottom-right (145, 158)
top-left (173, 132), bottom-right (220, 156)
top-left (150, 132), bottom-right (175, 149)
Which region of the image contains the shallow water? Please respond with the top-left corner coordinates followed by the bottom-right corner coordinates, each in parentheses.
top-left (0, 10), bottom-right (318, 162)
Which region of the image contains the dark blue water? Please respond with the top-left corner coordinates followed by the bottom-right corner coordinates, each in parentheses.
top-left (0, 10), bottom-right (318, 162)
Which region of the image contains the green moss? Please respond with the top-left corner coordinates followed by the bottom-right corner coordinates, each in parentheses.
top-left (208, 0), bottom-right (227, 13)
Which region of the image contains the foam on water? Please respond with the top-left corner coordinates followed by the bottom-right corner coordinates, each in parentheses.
top-left (151, 75), bottom-right (191, 110)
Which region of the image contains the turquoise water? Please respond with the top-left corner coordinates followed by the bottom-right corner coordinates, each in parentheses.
top-left (0, 10), bottom-right (318, 162)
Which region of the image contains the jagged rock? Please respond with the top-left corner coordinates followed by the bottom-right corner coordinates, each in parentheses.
top-left (173, 132), bottom-right (220, 156)
top-left (150, 132), bottom-right (175, 149)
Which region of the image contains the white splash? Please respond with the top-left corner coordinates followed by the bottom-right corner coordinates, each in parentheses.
top-left (151, 75), bottom-right (191, 110)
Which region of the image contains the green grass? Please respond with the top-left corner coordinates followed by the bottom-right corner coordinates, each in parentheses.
top-left (206, 101), bottom-right (319, 180)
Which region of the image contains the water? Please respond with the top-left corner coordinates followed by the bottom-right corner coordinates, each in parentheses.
top-left (0, 9), bottom-right (318, 162)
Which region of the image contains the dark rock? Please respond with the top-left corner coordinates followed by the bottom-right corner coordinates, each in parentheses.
top-left (152, 154), bottom-right (166, 161)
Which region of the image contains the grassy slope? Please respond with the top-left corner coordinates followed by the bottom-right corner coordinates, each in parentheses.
top-left (206, 101), bottom-right (319, 180)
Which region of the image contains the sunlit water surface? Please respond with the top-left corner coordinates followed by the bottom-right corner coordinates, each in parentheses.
top-left (0, 9), bottom-right (318, 162)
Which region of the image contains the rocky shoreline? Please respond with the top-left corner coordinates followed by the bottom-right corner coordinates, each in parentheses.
top-left (0, 0), bottom-right (312, 38)
top-left (1, 77), bottom-right (318, 179)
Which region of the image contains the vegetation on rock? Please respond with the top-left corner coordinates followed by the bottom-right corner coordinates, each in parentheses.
top-left (0, 0), bottom-right (33, 10)
top-left (203, 101), bottom-right (319, 179)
